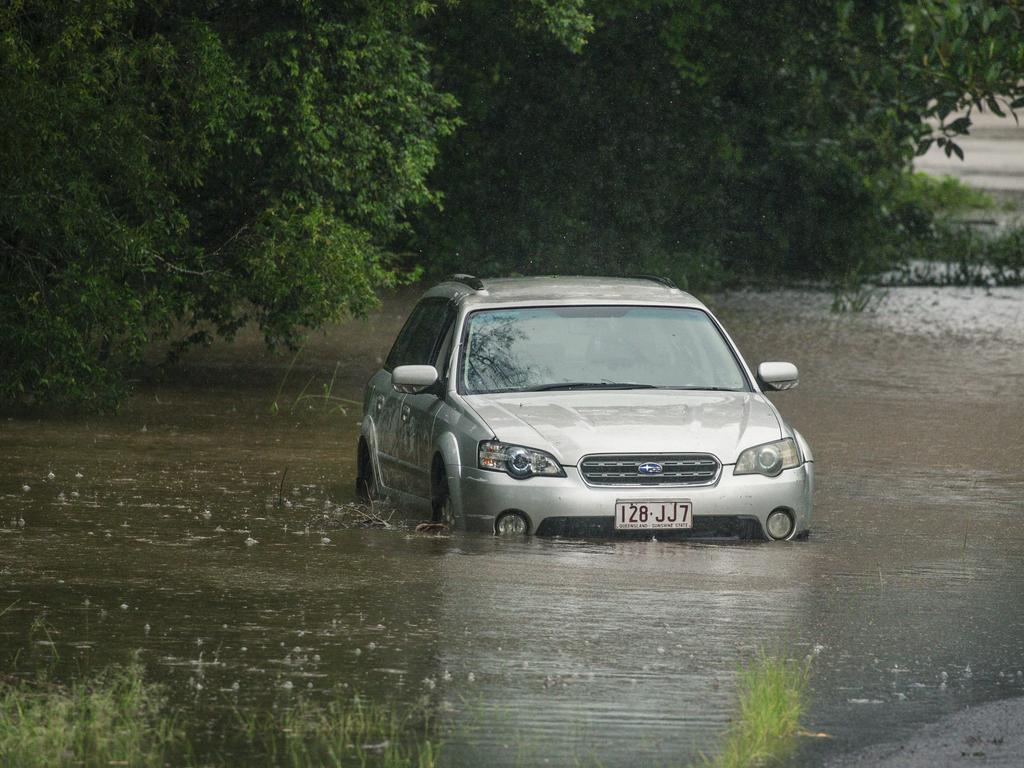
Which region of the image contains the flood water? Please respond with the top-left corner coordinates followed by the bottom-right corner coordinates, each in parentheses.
top-left (2, 285), bottom-right (1023, 766)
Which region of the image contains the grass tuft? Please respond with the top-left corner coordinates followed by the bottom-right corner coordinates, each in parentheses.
top-left (895, 172), bottom-right (1000, 214)
top-left (699, 654), bottom-right (810, 768)
top-left (1, 664), bottom-right (437, 767)
top-left (0, 665), bottom-right (181, 767)
top-left (244, 695), bottom-right (439, 768)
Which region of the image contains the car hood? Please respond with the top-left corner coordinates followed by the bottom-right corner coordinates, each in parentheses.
top-left (462, 390), bottom-right (783, 465)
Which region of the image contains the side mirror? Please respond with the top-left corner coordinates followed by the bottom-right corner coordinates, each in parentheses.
top-left (756, 362), bottom-right (799, 392)
top-left (392, 365), bottom-right (440, 395)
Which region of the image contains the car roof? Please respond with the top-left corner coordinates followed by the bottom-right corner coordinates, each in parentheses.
top-left (421, 275), bottom-right (704, 309)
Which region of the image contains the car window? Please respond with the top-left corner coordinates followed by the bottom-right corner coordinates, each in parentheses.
top-left (460, 306), bottom-right (749, 394)
top-left (385, 298), bottom-right (453, 371)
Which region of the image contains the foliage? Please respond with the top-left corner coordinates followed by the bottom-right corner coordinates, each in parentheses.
top-left (892, 221), bottom-right (1024, 286)
top-left (882, 172), bottom-right (999, 252)
top-left (897, 1), bottom-right (1024, 157)
top-left (3, 0), bottom-right (1024, 409)
top-left (0, 0), bottom-right (456, 410)
top-left (0, 666), bottom-right (181, 767)
top-left (242, 696), bottom-right (439, 768)
top-left (698, 654), bottom-right (810, 768)
top-left (882, 172), bottom-right (1024, 290)
top-left (414, 1), bottom-right (1024, 288)
top-left (0, 664), bottom-right (439, 767)
top-left (416, 4), bottom-right (740, 289)
top-left (895, 173), bottom-right (998, 216)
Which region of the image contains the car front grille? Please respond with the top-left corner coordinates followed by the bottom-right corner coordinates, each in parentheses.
top-left (579, 453), bottom-right (720, 486)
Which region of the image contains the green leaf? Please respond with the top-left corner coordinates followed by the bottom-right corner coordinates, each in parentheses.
top-left (947, 116), bottom-right (971, 133)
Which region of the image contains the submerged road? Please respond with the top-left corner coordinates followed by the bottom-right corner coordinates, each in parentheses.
top-left (2, 283), bottom-right (1023, 766)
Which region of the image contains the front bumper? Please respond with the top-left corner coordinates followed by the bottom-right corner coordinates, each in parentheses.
top-left (454, 462), bottom-right (814, 539)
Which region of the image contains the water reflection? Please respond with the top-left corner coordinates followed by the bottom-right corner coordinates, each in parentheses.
top-left (433, 537), bottom-right (814, 765)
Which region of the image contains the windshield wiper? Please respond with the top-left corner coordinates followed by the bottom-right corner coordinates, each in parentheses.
top-left (523, 382), bottom-right (659, 392)
top-left (667, 386), bottom-right (743, 392)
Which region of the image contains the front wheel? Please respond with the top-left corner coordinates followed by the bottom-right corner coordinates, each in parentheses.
top-left (355, 441), bottom-right (378, 501)
top-left (431, 467), bottom-right (455, 527)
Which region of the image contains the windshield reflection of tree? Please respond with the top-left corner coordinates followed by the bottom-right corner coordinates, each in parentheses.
top-left (465, 316), bottom-right (547, 391)
top-left (465, 308), bottom-right (745, 393)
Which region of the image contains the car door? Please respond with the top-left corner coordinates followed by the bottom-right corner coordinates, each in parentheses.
top-left (375, 299), bottom-right (440, 490)
top-left (370, 374), bottom-right (404, 492)
top-left (377, 297), bottom-right (452, 495)
top-left (396, 309), bottom-right (457, 499)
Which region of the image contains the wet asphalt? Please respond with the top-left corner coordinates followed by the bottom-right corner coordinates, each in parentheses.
top-left (827, 697), bottom-right (1024, 767)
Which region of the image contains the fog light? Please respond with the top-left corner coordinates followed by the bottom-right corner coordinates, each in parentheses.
top-left (766, 509), bottom-right (794, 540)
top-left (495, 512), bottom-right (529, 536)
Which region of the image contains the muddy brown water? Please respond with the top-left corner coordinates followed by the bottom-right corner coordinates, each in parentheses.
top-left (2, 286), bottom-right (1024, 766)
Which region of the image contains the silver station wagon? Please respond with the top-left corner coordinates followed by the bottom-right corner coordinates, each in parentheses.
top-left (357, 275), bottom-right (813, 540)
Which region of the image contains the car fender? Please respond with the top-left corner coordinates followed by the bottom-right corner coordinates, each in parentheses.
top-left (792, 428), bottom-right (813, 463)
top-left (358, 413), bottom-right (381, 484)
top-left (433, 430), bottom-right (465, 526)
top-left (360, 411), bottom-right (379, 454)
top-left (433, 430), bottom-right (462, 479)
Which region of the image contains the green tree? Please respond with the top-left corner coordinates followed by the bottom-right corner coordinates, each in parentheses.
top-left (4, 0), bottom-right (1023, 410)
top-left (415, 0), bottom-right (1024, 285)
top-left (0, 0), bottom-right (456, 409)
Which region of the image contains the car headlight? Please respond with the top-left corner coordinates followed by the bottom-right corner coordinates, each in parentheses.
top-left (733, 438), bottom-right (800, 477)
top-left (478, 441), bottom-right (565, 479)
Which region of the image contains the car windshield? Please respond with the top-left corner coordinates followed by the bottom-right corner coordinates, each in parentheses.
top-left (460, 306), bottom-right (749, 394)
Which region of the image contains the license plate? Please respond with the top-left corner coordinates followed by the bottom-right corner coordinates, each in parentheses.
top-left (614, 500), bottom-right (692, 530)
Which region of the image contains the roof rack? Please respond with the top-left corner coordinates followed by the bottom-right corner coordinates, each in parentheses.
top-left (446, 273), bottom-right (485, 291)
top-left (632, 274), bottom-right (678, 289)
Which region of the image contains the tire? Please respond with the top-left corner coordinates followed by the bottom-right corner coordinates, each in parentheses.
top-left (355, 441), bottom-right (378, 501)
top-left (431, 466), bottom-right (455, 527)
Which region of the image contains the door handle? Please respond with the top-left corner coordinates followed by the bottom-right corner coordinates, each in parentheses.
top-left (401, 404), bottom-right (411, 422)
